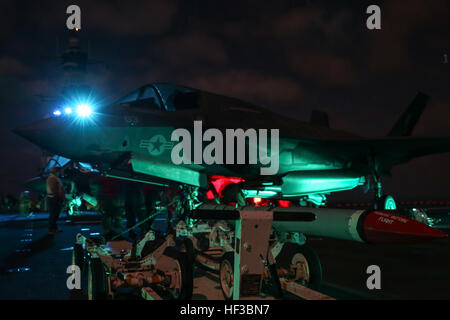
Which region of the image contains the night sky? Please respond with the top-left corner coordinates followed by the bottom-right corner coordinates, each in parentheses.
top-left (0, 0), bottom-right (449, 200)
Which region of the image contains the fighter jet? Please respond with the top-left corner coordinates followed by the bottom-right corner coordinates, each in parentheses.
top-left (14, 83), bottom-right (449, 298)
top-left (13, 83), bottom-right (450, 209)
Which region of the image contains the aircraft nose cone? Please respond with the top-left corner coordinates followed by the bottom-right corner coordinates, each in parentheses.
top-left (13, 116), bottom-right (117, 164)
top-left (13, 118), bottom-right (63, 149)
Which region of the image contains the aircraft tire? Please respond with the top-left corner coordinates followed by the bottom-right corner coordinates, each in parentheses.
top-left (377, 194), bottom-right (397, 210)
top-left (276, 243), bottom-right (322, 291)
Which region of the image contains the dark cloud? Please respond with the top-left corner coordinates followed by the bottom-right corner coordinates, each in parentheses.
top-left (187, 70), bottom-right (304, 106)
top-left (288, 50), bottom-right (359, 86)
top-left (275, 6), bottom-right (353, 45)
top-left (365, 0), bottom-right (450, 74)
top-left (1, 0), bottom-right (450, 199)
top-left (18, 0), bottom-right (178, 37)
top-left (153, 32), bottom-right (228, 66)
top-left (87, 0), bottom-right (178, 36)
top-left (0, 57), bottom-right (27, 77)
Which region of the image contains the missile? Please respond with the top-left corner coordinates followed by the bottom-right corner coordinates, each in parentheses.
top-left (190, 205), bottom-right (447, 244)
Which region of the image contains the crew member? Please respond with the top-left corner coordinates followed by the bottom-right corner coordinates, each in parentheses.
top-left (46, 166), bottom-right (65, 234)
top-left (96, 176), bottom-right (122, 240)
top-left (160, 185), bottom-right (185, 233)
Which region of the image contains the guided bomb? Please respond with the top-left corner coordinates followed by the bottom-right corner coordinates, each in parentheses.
top-left (191, 204), bottom-right (447, 244)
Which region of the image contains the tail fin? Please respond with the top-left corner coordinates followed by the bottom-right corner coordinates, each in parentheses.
top-left (387, 92), bottom-right (429, 136)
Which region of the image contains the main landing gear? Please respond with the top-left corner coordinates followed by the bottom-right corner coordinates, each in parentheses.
top-left (372, 176), bottom-right (397, 210)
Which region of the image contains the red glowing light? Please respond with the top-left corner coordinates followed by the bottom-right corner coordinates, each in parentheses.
top-left (208, 175), bottom-right (245, 197)
top-left (278, 200), bottom-right (291, 207)
top-left (206, 190), bottom-right (215, 200)
top-left (253, 197), bottom-right (262, 205)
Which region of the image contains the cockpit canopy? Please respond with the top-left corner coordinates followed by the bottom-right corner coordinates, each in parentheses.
top-left (115, 83), bottom-right (201, 111)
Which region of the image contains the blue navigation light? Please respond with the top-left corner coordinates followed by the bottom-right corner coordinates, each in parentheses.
top-left (7, 267), bottom-right (31, 273)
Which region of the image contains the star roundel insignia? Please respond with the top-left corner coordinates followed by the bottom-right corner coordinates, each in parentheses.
top-left (147, 134), bottom-right (167, 156)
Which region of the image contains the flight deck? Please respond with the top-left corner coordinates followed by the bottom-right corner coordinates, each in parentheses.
top-left (0, 212), bottom-right (448, 300)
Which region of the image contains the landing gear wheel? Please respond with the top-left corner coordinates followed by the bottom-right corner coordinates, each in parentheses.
top-left (72, 244), bottom-right (85, 274)
top-left (276, 243), bottom-right (322, 290)
top-left (88, 258), bottom-right (108, 300)
top-left (376, 194), bottom-right (397, 210)
top-left (163, 248), bottom-right (193, 300)
top-left (219, 252), bottom-right (234, 300)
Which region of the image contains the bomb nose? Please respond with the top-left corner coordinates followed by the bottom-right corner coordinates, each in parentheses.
top-left (362, 210), bottom-right (448, 244)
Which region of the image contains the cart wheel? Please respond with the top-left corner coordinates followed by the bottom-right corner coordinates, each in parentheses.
top-left (219, 252), bottom-right (234, 300)
top-left (163, 248), bottom-right (193, 300)
top-left (88, 258), bottom-right (108, 300)
top-left (276, 243), bottom-right (322, 290)
top-left (72, 244), bottom-right (85, 274)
